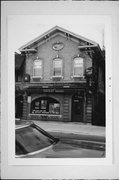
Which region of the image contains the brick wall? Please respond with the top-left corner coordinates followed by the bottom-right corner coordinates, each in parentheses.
top-left (25, 34), bottom-right (92, 83)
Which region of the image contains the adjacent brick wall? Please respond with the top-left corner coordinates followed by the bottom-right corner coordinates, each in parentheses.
top-left (86, 94), bottom-right (92, 123)
top-left (22, 94), bottom-right (27, 120)
top-left (63, 95), bottom-right (71, 122)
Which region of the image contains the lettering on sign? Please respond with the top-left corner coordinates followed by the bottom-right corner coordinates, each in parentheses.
top-left (43, 89), bottom-right (55, 93)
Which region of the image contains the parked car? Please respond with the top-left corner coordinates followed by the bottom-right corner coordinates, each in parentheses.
top-left (16, 121), bottom-right (105, 158)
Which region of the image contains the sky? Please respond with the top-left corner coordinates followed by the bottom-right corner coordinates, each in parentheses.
top-left (8, 15), bottom-right (105, 53)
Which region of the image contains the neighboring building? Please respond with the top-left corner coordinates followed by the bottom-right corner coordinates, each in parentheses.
top-left (15, 52), bottom-right (25, 118)
top-left (15, 26), bottom-right (105, 126)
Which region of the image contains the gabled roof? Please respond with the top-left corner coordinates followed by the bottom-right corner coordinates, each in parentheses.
top-left (19, 25), bottom-right (98, 51)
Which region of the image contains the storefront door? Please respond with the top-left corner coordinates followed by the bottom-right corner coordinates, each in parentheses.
top-left (72, 94), bottom-right (84, 122)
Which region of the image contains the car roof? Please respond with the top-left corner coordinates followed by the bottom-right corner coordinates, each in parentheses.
top-left (15, 120), bottom-right (33, 130)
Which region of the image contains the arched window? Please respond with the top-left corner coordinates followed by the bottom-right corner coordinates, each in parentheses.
top-left (53, 58), bottom-right (62, 77)
top-left (73, 57), bottom-right (84, 77)
top-left (33, 59), bottom-right (42, 77)
top-left (31, 97), bottom-right (60, 115)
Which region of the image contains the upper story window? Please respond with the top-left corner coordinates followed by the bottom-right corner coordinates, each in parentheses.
top-left (33, 59), bottom-right (42, 78)
top-left (73, 57), bottom-right (84, 77)
top-left (53, 58), bottom-right (62, 77)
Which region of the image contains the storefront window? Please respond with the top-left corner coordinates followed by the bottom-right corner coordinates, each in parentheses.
top-left (33, 59), bottom-right (42, 77)
top-left (41, 100), bottom-right (47, 110)
top-left (49, 103), bottom-right (60, 115)
top-left (73, 57), bottom-right (83, 77)
top-left (31, 97), bottom-right (60, 115)
top-left (53, 58), bottom-right (62, 77)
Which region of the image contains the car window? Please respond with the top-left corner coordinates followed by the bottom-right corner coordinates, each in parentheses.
top-left (16, 126), bottom-right (54, 155)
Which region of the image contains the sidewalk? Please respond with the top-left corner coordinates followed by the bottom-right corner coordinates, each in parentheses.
top-left (33, 120), bottom-right (105, 137)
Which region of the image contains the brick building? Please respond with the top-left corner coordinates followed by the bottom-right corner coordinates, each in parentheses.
top-left (15, 26), bottom-right (105, 126)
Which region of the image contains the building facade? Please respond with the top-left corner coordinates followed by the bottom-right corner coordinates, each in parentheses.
top-left (15, 26), bottom-right (105, 126)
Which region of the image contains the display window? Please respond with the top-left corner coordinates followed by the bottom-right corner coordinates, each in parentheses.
top-left (31, 97), bottom-right (60, 115)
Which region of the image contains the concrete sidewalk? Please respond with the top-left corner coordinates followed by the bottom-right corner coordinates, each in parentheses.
top-left (33, 120), bottom-right (105, 137)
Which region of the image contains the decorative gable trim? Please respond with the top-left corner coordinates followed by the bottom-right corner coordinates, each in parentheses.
top-left (19, 26), bottom-right (98, 52)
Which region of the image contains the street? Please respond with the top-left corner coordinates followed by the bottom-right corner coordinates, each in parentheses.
top-left (32, 120), bottom-right (105, 141)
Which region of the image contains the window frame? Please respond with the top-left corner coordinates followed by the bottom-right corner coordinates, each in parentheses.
top-left (73, 57), bottom-right (84, 77)
top-left (31, 97), bottom-right (60, 115)
top-left (52, 57), bottom-right (63, 78)
top-left (33, 59), bottom-right (42, 78)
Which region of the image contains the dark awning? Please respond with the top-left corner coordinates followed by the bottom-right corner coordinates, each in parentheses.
top-left (15, 52), bottom-right (25, 70)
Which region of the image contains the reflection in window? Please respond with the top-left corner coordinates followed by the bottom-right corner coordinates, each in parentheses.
top-left (49, 103), bottom-right (60, 115)
top-left (41, 100), bottom-right (47, 110)
top-left (53, 58), bottom-right (62, 77)
top-left (31, 97), bottom-right (60, 115)
top-left (33, 59), bottom-right (42, 77)
top-left (73, 57), bottom-right (83, 77)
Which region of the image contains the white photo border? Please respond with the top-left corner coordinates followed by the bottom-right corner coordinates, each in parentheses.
top-left (1, 1), bottom-right (119, 179)
top-left (7, 14), bottom-right (111, 166)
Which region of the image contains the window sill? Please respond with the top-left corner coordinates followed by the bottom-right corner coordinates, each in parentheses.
top-left (32, 76), bottom-right (42, 79)
top-left (71, 75), bottom-right (84, 79)
top-left (52, 76), bottom-right (63, 79)
top-left (29, 113), bottom-right (62, 117)
top-left (32, 76), bottom-right (42, 81)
